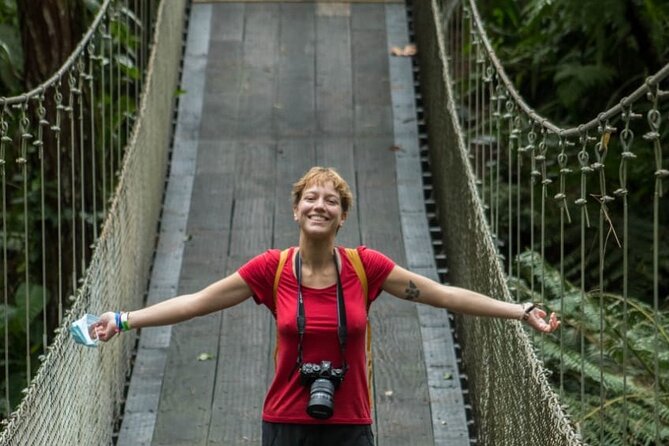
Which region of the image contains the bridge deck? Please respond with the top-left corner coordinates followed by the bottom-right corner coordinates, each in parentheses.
top-left (119, 3), bottom-right (467, 445)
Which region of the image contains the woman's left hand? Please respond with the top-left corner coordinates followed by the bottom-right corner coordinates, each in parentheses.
top-left (91, 312), bottom-right (119, 342)
top-left (524, 306), bottom-right (560, 333)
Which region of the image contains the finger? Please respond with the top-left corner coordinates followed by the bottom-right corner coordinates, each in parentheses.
top-left (548, 313), bottom-right (560, 331)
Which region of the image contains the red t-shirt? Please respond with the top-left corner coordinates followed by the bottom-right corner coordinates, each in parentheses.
top-left (238, 246), bottom-right (395, 424)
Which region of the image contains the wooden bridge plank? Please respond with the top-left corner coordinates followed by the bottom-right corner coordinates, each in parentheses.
top-left (200, 5), bottom-right (244, 140)
top-left (315, 5), bottom-right (353, 136)
top-left (350, 4), bottom-right (435, 445)
top-left (237, 5), bottom-right (280, 139)
top-left (151, 141), bottom-right (237, 445)
top-left (386, 3), bottom-right (471, 443)
top-left (206, 143), bottom-right (277, 445)
top-left (313, 6), bottom-right (361, 248)
top-left (202, 5), bottom-right (281, 438)
top-left (152, 148), bottom-right (235, 445)
top-left (277, 3), bottom-right (316, 138)
top-left (126, 2), bottom-right (473, 445)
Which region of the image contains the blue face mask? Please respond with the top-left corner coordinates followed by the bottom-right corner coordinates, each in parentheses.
top-left (69, 314), bottom-right (100, 347)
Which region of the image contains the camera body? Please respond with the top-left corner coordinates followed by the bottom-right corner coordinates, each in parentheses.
top-left (299, 360), bottom-right (345, 419)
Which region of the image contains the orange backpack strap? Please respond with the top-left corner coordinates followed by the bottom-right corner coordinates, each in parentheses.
top-left (345, 248), bottom-right (368, 305)
top-left (271, 249), bottom-right (291, 365)
top-left (344, 247), bottom-right (375, 409)
top-left (273, 249), bottom-right (291, 310)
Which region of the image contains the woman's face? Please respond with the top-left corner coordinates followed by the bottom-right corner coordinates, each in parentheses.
top-left (294, 181), bottom-right (346, 239)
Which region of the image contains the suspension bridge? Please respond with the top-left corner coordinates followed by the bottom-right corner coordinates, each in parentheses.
top-left (0, 0), bottom-right (667, 445)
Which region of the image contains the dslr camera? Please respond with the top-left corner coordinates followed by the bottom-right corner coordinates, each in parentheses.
top-left (299, 360), bottom-right (346, 419)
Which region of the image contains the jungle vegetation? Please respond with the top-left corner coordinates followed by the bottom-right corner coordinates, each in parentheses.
top-left (477, 0), bottom-right (669, 443)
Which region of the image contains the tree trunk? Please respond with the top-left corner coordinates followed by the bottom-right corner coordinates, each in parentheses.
top-left (17, 0), bottom-right (85, 90)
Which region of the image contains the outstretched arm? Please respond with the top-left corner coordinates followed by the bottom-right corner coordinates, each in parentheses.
top-left (93, 272), bottom-right (252, 341)
top-left (382, 265), bottom-right (559, 333)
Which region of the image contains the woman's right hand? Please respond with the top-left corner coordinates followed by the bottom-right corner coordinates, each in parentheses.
top-left (91, 312), bottom-right (119, 342)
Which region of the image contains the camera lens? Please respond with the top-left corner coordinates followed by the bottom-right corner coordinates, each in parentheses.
top-left (306, 378), bottom-right (335, 419)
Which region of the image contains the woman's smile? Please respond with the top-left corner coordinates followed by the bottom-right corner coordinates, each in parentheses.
top-left (308, 214), bottom-right (329, 222)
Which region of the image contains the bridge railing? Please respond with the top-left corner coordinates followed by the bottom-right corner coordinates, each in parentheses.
top-left (0, 0), bottom-right (187, 443)
top-left (415, 0), bottom-right (668, 444)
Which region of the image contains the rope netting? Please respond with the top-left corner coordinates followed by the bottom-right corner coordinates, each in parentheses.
top-left (414, 0), bottom-right (667, 444)
top-left (0, 0), bottom-right (186, 443)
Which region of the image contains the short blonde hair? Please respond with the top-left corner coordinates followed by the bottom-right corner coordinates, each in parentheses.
top-left (292, 167), bottom-right (353, 213)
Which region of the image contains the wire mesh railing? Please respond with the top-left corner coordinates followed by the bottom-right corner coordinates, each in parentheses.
top-left (0, 0), bottom-right (155, 420)
top-left (0, 0), bottom-right (187, 443)
top-left (427, 0), bottom-right (668, 444)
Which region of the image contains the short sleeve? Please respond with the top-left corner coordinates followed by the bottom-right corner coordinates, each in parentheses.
top-left (237, 249), bottom-right (281, 309)
top-left (356, 246), bottom-right (395, 303)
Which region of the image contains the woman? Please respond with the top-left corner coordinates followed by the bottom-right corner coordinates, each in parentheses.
top-left (93, 166), bottom-right (559, 446)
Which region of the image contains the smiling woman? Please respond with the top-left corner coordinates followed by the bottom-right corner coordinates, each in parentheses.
top-left (91, 166), bottom-right (559, 446)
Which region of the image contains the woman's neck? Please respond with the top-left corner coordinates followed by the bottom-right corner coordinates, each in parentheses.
top-left (297, 237), bottom-right (336, 270)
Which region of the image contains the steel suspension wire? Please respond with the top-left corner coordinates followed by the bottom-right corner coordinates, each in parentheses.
top-left (648, 85), bottom-right (664, 445)
top-left (1, 109), bottom-right (9, 415)
top-left (54, 84), bottom-right (64, 324)
top-left (36, 97), bottom-right (47, 357)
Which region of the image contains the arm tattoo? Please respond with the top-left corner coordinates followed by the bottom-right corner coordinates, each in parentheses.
top-left (404, 280), bottom-right (420, 301)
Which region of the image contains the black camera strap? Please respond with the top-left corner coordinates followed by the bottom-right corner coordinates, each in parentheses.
top-left (295, 250), bottom-right (348, 372)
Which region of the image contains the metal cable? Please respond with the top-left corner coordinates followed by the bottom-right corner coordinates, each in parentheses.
top-left (593, 121), bottom-right (611, 446)
top-left (53, 84), bottom-right (64, 324)
top-left (18, 104), bottom-right (31, 385)
top-left (618, 106), bottom-right (635, 446)
top-left (1, 107), bottom-right (9, 415)
top-left (36, 96), bottom-right (47, 356)
top-left (648, 85), bottom-right (663, 445)
top-left (87, 43), bottom-right (98, 242)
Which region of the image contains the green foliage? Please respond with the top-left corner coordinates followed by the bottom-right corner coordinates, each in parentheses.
top-left (479, 0), bottom-right (669, 124)
top-left (512, 251), bottom-right (669, 445)
top-left (0, 0), bottom-right (21, 96)
top-left (0, 283), bottom-right (48, 417)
